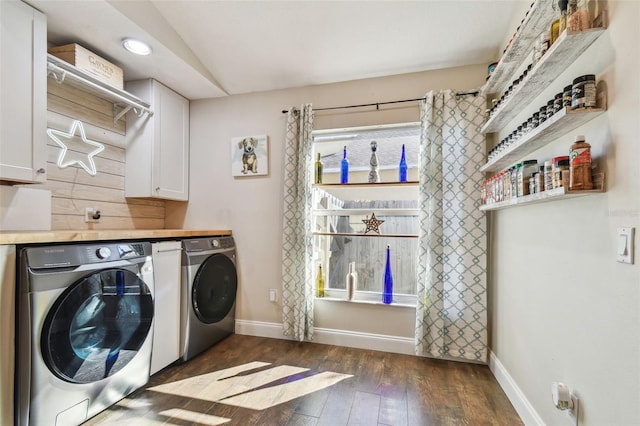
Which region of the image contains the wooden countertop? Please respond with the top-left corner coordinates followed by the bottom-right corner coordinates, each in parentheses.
top-left (0, 229), bottom-right (232, 245)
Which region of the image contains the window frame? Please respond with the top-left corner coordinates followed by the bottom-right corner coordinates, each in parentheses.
top-left (311, 122), bottom-right (421, 305)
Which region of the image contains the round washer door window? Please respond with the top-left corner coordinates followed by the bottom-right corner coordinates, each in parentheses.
top-left (41, 268), bottom-right (154, 383)
top-left (192, 253), bottom-right (237, 324)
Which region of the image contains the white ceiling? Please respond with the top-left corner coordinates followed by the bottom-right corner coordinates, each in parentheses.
top-left (26, 0), bottom-right (531, 100)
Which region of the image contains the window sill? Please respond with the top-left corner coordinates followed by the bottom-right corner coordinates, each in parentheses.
top-left (315, 292), bottom-right (416, 308)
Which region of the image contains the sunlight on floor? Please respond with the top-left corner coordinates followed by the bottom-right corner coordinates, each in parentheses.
top-left (159, 408), bottom-right (231, 425)
top-left (149, 361), bottom-right (353, 411)
top-left (220, 371), bottom-right (353, 410)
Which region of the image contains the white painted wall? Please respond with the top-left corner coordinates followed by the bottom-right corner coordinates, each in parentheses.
top-left (165, 64), bottom-right (486, 340)
top-left (489, 1), bottom-right (640, 425)
top-left (166, 2), bottom-right (640, 422)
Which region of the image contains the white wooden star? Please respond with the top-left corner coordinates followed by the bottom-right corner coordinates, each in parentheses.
top-left (47, 120), bottom-right (105, 176)
top-left (362, 212), bottom-right (385, 234)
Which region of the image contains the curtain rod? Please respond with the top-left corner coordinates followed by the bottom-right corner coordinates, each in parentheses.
top-left (280, 90), bottom-right (479, 114)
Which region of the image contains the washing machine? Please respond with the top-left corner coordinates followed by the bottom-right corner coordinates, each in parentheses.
top-left (16, 241), bottom-right (155, 426)
top-left (181, 236), bottom-right (237, 361)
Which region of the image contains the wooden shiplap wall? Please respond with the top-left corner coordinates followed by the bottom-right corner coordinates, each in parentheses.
top-left (27, 78), bottom-right (165, 230)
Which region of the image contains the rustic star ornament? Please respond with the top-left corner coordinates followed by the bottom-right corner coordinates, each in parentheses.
top-left (362, 212), bottom-right (385, 234)
top-left (47, 120), bottom-right (105, 176)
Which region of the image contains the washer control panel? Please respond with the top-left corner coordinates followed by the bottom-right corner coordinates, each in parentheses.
top-left (25, 241), bottom-right (152, 269)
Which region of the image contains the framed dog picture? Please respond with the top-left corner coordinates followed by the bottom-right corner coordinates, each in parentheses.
top-left (231, 135), bottom-right (269, 177)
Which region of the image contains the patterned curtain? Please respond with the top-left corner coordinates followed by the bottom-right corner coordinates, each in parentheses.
top-left (281, 104), bottom-right (314, 341)
top-left (415, 90), bottom-right (488, 363)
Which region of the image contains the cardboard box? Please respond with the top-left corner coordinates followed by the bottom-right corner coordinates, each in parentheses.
top-left (48, 43), bottom-right (123, 89)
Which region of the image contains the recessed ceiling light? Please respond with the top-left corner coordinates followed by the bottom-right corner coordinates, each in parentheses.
top-left (122, 38), bottom-right (152, 56)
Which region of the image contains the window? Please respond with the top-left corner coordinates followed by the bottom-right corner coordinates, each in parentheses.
top-left (311, 122), bottom-right (420, 304)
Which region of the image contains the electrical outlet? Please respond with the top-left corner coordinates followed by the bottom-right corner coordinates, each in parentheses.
top-left (84, 207), bottom-right (101, 223)
top-left (565, 394), bottom-right (579, 426)
top-left (269, 289), bottom-right (277, 302)
top-left (552, 382), bottom-right (579, 426)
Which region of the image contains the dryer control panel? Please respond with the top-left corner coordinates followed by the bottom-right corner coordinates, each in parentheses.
top-left (183, 236), bottom-right (235, 253)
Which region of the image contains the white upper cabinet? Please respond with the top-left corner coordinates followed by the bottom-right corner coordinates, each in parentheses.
top-left (125, 79), bottom-right (189, 201)
top-left (0, 0), bottom-right (47, 183)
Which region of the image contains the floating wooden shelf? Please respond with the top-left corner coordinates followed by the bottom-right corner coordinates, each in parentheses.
top-left (480, 107), bottom-right (606, 173)
top-left (480, 174), bottom-right (605, 211)
top-left (482, 26), bottom-right (607, 133)
top-left (482, 0), bottom-right (554, 95)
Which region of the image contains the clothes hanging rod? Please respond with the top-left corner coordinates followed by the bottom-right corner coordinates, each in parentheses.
top-left (280, 90), bottom-right (479, 114)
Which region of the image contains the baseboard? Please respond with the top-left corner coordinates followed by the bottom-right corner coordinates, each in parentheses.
top-left (489, 351), bottom-right (544, 426)
top-left (235, 319), bottom-right (415, 355)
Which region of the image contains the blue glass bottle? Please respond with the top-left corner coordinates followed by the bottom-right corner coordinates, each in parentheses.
top-left (383, 245), bottom-right (393, 304)
top-left (399, 144), bottom-right (408, 182)
top-left (340, 146), bottom-right (349, 184)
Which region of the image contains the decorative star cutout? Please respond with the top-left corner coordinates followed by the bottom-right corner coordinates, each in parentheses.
top-left (47, 120), bottom-right (105, 176)
top-left (362, 212), bottom-right (385, 234)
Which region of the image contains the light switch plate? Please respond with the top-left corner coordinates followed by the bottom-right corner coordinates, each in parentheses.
top-left (617, 227), bottom-right (635, 264)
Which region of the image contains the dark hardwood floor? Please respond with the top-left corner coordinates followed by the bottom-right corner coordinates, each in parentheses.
top-left (84, 334), bottom-right (523, 426)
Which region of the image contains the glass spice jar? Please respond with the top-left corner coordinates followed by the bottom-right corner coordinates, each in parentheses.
top-left (553, 92), bottom-right (564, 113)
top-left (535, 165), bottom-right (545, 193)
top-left (544, 160), bottom-right (555, 191)
top-left (552, 156), bottom-right (570, 188)
top-left (562, 84), bottom-right (573, 108)
top-left (546, 99), bottom-right (555, 119)
top-left (571, 74), bottom-right (597, 110)
top-left (539, 106), bottom-right (548, 124)
top-left (532, 111), bottom-right (540, 128)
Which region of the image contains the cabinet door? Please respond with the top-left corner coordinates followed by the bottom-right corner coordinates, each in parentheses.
top-left (150, 241), bottom-right (182, 374)
top-left (153, 83), bottom-right (189, 201)
top-left (0, 0), bottom-right (47, 183)
top-left (125, 79), bottom-right (189, 200)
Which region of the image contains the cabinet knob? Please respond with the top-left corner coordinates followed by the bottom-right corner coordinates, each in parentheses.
top-left (155, 187), bottom-right (160, 192)
top-left (36, 168), bottom-right (46, 174)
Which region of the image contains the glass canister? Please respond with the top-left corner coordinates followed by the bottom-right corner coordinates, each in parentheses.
top-left (568, 0), bottom-right (591, 32)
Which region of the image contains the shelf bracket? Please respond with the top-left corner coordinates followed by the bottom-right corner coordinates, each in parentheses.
top-left (113, 104), bottom-right (133, 125)
top-left (47, 68), bottom-right (66, 84)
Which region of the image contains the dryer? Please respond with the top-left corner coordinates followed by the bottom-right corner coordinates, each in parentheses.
top-left (181, 236), bottom-right (237, 361)
top-left (16, 241), bottom-right (155, 426)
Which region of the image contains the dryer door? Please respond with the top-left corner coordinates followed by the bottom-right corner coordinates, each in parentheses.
top-left (192, 253), bottom-right (237, 324)
top-left (40, 268), bottom-right (154, 383)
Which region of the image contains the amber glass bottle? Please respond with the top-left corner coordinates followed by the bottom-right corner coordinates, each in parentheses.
top-left (314, 152), bottom-right (323, 184)
top-left (316, 264), bottom-right (325, 297)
